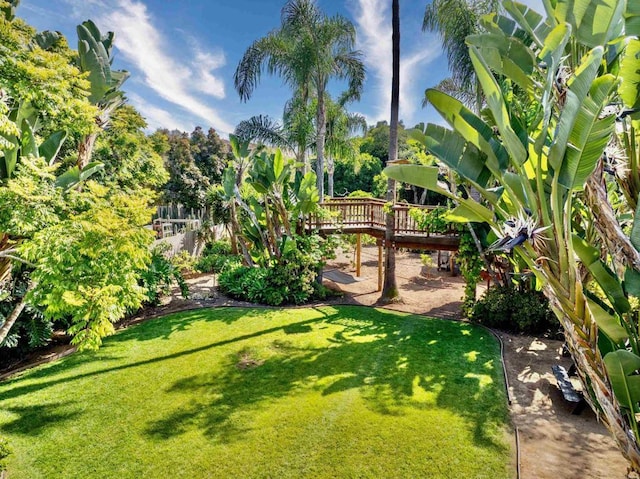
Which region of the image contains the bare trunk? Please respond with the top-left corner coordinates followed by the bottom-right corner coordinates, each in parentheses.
top-left (380, 0), bottom-right (401, 303)
top-left (0, 282), bottom-right (35, 345)
top-left (77, 132), bottom-right (99, 170)
top-left (316, 89), bottom-right (326, 201)
top-left (585, 162), bottom-right (640, 273)
top-left (327, 154), bottom-right (334, 198)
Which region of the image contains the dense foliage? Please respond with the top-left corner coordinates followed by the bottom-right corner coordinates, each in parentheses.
top-left (219, 234), bottom-right (333, 306)
top-left (156, 127), bottom-right (229, 210)
top-left (471, 285), bottom-right (558, 334)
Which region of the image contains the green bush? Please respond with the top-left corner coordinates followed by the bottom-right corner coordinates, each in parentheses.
top-left (139, 245), bottom-right (189, 305)
top-left (219, 234), bottom-right (331, 306)
top-left (0, 436), bottom-right (12, 472)
top-left (195, 240), bottom-right (240, 274)
top-left (470, 285), bottom-right (558, 334)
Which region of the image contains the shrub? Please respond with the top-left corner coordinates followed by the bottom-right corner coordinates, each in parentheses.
top-left (0, 436), bottom-right (11, 472)
top-left (219, 234), bottom-right (332, 306)
top-left (139, 245), bottom-right (189, 305)
top-left (470, 285), bottom-right (558, 334)
top-left (195, 240), bottom-right (240, 274)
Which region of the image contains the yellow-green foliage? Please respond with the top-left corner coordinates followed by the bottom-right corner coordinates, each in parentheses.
top-left (0, 160), bottom-right (156, 350)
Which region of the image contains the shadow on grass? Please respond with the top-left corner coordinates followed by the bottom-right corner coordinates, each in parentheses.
top-left (0, 309), bottom-right (318, 403)
top-left (1, 402), bottom-right (80, 436)
top-left (145, 307), bottom-right (509, 453)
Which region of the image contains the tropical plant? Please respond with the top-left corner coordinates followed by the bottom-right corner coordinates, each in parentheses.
top-left (75, 20), bottom-right (129, 170)
top-left (222, 146), bottom-right (319, 265)
top-left (324, 95), bottom-right (366, 197)
top-left (423, 0), bottom-right (500, 110)
top-left (234, 0), bottom-right (365, 200)
top-left (386, 0), bottom-right (640, 470)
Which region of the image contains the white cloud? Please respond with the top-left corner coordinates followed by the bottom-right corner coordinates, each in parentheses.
top-left (353, 0), bottom-right (441, 125)
top-left (100, 0), bottom-right (234, 134)
top-left (126, 92), bottom-right (196, 132)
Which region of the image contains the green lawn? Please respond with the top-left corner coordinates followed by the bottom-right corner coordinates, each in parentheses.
top-left (0, 306), bottom-right (513, 478)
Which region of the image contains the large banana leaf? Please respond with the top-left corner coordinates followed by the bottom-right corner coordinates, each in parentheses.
top-left (586, 298), bottom-right (629, 345)
top-left (421, 125), bottom-right (493, 188)
top-left (383, 165), bottom-right (495, 223)
top-left (619, 39), bottom-right (640, 111)
top-left (503, 0), bottom-right (553, 47)
top-left (39, 131), bottom-right (67, 166)
top-left (424, 90), bottom-right (508, 174)
top-left (466, 34), bottom-right (535, 93)
top-left (557, 75), bottom-right (617, 189)
top-left (554, 0), bottom-right (625, 48)
top-left (469, 46), bottom-right (528, 166)
top-left (604, 350), bottom-right (640, 412)
top-left (627, 0), bottom-right (640, 36)
top-left (548, 47), bottom-right (604, 173)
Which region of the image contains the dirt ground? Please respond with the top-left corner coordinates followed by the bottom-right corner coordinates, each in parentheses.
top-left (320, 246), bottom-right (631, 479)
top-left (0, 245), bottom-right (633, 478)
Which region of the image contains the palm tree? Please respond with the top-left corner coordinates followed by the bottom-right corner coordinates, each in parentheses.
top-left (235, 92), bottom-right (316, 170)
top-left (423, 0), bottom-right (499, 111)
top-left (380, 0), bottom-right (401, 303)
top-left (324, 96), bottom-right (366, 197)
top-left (234, 0), bottom-right (365, 200)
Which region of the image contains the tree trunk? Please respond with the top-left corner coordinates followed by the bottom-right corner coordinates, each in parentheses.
top-left (380, 0), bottom-right (401, 303)
top-left (316, 88), bottom-right (326, 201)
top-left (327, 154), bottom-right (334, 198)
top-left (0, 282), bottom-right (35, 345)
top-left (77, 132), bottom-right (99, 170)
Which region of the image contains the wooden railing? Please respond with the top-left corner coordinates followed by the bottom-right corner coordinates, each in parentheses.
top-left (307, 198), bottom-right (458, 238)
top-left (308, 198), bottom-right (386, 229)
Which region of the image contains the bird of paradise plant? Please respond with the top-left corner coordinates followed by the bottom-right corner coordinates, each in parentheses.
top-left (386, 0), bottom-right (640, 471)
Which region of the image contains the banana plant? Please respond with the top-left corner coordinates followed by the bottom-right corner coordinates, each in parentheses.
top-left (385, 0), bottom-right (640, 471)
top-left (75, 20), bottom-right (129, 169)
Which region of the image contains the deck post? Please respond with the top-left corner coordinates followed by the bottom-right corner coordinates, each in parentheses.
top-left (356, 233), bottom-right (362, 277)
top-left (377, 242), bottom-right (383, 291)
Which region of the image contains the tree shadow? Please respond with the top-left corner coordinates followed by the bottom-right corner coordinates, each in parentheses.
top-left (0, 308), bottom-right (314, 402)
top-left (145, 307), bottom-right (509, 453)
top-left (0, 402), bottom-right (80, 436)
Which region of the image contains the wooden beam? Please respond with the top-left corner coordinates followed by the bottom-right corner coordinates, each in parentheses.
top-left (356, 233), bottom-right (362, 277)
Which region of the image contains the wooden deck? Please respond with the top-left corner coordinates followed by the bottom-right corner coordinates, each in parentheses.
top-left (307, 198), bottom-right (460, 251)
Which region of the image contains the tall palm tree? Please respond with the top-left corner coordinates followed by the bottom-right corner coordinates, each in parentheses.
top-left (380, 0), bottom-right (401, 303)
top-left (423, 0), bottom-right (499, 111)
top-left (324, 96), bottom-right (366, 197)
top-left (235, 92), bottom-right (316, 170)
top-left (234, 0), bottom-right (365, 200)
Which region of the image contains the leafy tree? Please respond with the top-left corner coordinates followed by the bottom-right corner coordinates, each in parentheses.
top-left (92, 104), bottom-right (169, 191)
top-left (359, 120), bottom-right (410, 165)
top-left (234, 0), bottom-right (365, 200)
top-left (190, 126), bottom-right (228, 183)
top-left (333, 152), bottom-right (382, 196)
top-left (159, 129), bottom-right (210, 210)
top-left (386, 0), bottom-right (640, 470)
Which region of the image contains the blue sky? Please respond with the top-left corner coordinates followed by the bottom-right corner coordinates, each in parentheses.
top-left (19, 0), bottom-right (542, 136)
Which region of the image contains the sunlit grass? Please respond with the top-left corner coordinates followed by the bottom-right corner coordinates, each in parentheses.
top-left (0, 306), bottom-right (513, 478)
